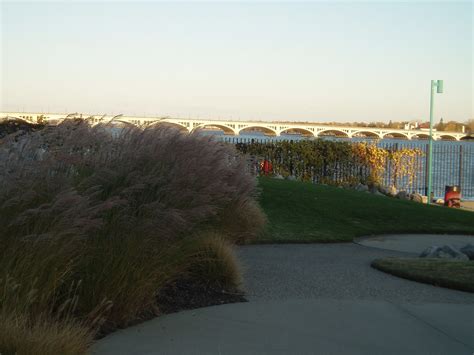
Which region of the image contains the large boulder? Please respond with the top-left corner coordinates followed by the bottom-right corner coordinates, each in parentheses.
top-left (420, 245), bottom-right (469, 260)
top-left (388, 186), bottom-right (398, 197)
top-left (378, 185), bottom-right (389, 195)
top-left (460, 244), bottom-right (474, 260)
top-left (355, 183), bottom-right (369, 192)
top-left (410, 193), bottom-right (423, 203)
top-left (396, 191), bottom-right (410, 200)
top-left (379, 185), bottom-right (397, 197)
top-left (419, 246), bottom-right (439, 258)
top-left (369, 185), bottom-right (379, 194)
top-left (369, 187), bottom-right (385, 196)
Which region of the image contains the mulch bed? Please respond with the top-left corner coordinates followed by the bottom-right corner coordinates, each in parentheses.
top-left (156, 278), bottom-right (247, 314)
top-left (96, 279), bottom-right (247, 339)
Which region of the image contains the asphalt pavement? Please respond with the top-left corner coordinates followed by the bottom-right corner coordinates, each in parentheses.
top-left (93, 238), bottom-right (474, 355)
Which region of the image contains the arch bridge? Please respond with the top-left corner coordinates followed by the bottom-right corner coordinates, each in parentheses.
top-left (150, 118), bottom-right (467, 141)
top-left (0, 112), bottom-right (468, 141)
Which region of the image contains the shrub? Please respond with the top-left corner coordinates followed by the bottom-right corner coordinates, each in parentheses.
top-left (216, 199), bottom-right (267, 244)
top-left (0, 120), bottom-right (264, 351)
top-left (236, 140), bottom-right (424, 188)
top-left (0, 118), bottom-right (46, 140)
top-left (0, 275), bottom-right (93, 355)
top-left (187, 232), bottom-right (243, 290)
top-left (236, 140), bottom-right (369, 184)
top-left (0, 313), bottom-right (92, 355)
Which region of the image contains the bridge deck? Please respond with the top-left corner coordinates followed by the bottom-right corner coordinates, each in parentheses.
top-left (1, 112), bottom-right (469, 141)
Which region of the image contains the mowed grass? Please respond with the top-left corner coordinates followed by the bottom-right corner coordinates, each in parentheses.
top-left (372, 257), bottom-right (474, 293)
top-left (257, 177), bottom-right (474, 243)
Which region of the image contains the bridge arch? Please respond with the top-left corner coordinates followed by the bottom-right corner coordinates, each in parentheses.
top-left (279, 127), bottom-right (315, 137)
top-left (460, 135), bottom-right (474, 141)
top-left (317, 129), bottom-right (350, 138)
top-left (438, 134), bottom-right (458, 141)
top-left (193, 123), bottom-right (236, 135)
top-left (382, 132), bottom-right (409, 140)
top-left (238, 126), bottom-right (277, 136)
top-left (148, 121), bottom-right (189, 132)
top-left (109, 119), bottom-right (137, 127)
top-left (351, 130), bottom-right (382, 139)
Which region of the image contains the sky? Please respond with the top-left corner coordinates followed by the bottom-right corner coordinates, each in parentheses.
top-left (1, 1), bottom-right (472, 123)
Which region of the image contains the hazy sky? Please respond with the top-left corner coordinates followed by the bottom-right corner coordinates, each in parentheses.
top-left (1, 1), bottom-right (472, 122)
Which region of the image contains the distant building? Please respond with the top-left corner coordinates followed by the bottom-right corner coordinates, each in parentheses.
top-left (418, 122), bottom-right (436, 131)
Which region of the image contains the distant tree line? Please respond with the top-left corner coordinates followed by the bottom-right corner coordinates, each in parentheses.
top-left (435, 118), bottom-right (473, 133)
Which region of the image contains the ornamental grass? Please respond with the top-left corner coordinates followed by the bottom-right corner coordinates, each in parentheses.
top-left (0, 120), bottom-right (265, 353)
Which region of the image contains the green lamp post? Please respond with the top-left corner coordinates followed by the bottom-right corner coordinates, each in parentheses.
top-left (427, 80), bottom-right (443, 204)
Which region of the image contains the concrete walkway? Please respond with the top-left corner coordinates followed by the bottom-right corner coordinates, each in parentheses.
top-left (355, 234), bottom-right (474, 254)
top-left (93, 240), bottom-right (474, 355)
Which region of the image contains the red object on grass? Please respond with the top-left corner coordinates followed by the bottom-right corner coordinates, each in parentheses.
top-left (444, 185), bottom-right (461, 208)
top-left (260, 160), bottom-right (273, 175)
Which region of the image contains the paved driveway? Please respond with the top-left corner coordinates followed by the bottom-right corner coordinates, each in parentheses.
top-left (93, 243), bottom-right (474, 355)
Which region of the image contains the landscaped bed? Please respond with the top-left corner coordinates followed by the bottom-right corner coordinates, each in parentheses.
top-left (257, 177), bottom-right (474, 243)
top-left (0, 122), bottom-right (265, 354)
top-left (371, 257), bottom-right (474, 293)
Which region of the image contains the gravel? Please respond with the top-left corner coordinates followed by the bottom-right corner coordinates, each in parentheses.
top-left (237, 243), bottom-right (474, 304)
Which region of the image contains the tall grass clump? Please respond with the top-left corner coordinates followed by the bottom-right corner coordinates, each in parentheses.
top-left (187, 232), bottom-right (243, 290)
top-left (0, 120), bottom-right (265, 353)
top-left (0, 118), bottom-right (45, 139)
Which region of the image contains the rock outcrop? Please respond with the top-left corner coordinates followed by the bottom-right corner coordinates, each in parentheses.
top-left (419, 245), bottom-right (469, 261)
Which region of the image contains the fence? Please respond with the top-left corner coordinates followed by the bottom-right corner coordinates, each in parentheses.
top-left (378, 141), bottom-right (473, 200)
top-left (220, 136), bottom-right (474, 200)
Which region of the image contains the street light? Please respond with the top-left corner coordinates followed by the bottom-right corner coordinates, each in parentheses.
top-left (427, 80), bottom-right (443, 204)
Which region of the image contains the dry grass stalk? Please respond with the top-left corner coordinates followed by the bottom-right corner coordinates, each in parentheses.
top-left (0, 120), bottom-right (265, 353)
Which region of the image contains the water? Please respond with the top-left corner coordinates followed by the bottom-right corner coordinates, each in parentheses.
top-left (206, 131), bottom-right (474, 200)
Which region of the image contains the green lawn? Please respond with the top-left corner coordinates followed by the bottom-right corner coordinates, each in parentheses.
top-left (257, 177), bottom-right (474, 243)
top-left (372, 257), bottom-right (474, 293)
